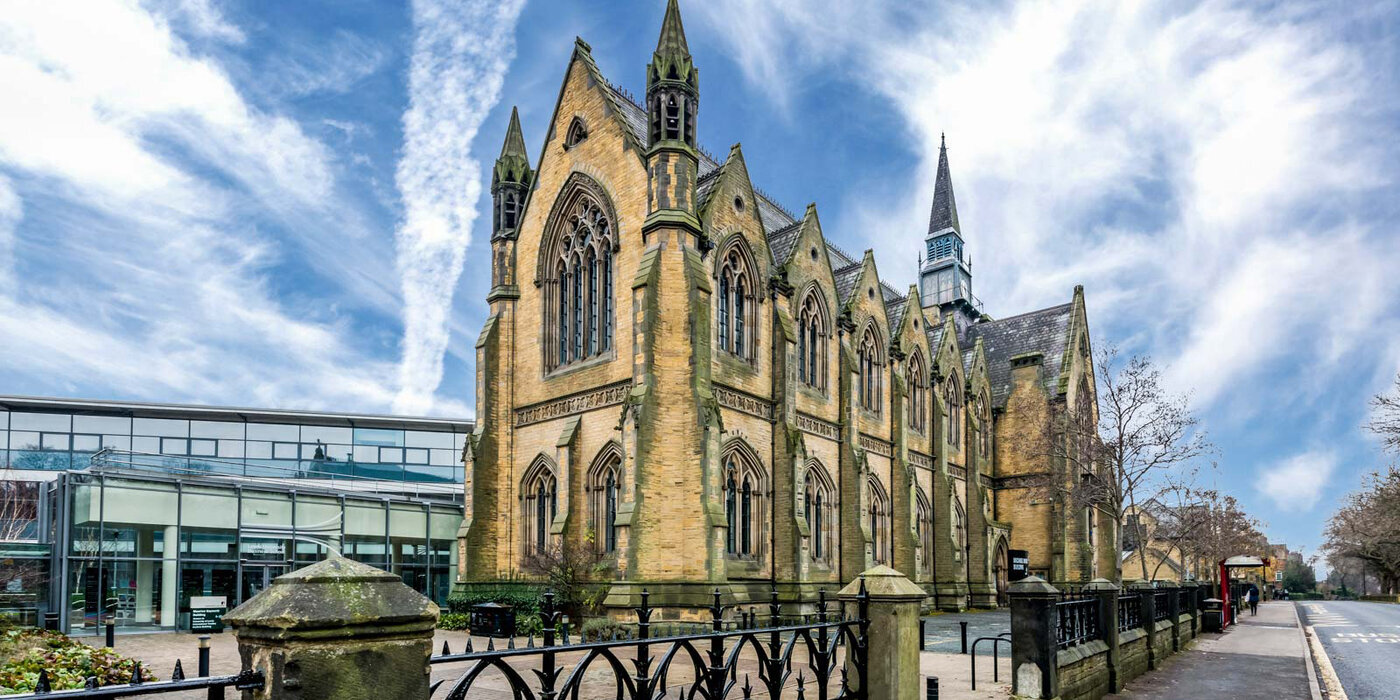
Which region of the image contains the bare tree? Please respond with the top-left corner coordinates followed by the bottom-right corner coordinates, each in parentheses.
top-left (1370, 374), bottom-right (1400, 453)
top-left (1177, 489), bottom-right (1269, 583)
top-left (1028, 345), bottom-right (1213, 580)
top-left (1323, 466), bottom-right (1400, 595)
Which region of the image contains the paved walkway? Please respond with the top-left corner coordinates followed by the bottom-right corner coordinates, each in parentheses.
top-left (1109, 601), bottom-right (1317, 700)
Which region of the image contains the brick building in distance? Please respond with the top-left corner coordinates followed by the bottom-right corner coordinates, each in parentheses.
top-left (457, 0), bottom-right (1114, 614)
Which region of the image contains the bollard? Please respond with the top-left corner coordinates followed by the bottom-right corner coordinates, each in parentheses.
top-left (919, 619), bottom-right (926, 651)
top-left (926, 676), bottom-right (939, 700)
top-left (960, 620), bottom-right (968, 654)
top-left (105, 615), bottom-right (115, 649)
top-left (198, 635), bottom-right (211, 677)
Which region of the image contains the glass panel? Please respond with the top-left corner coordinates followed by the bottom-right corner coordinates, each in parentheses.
top-left (9, 431), bottom-right (39, 449)
top-left (0, 412), bottom-right (7, 430)
top-left (245, 423), bottom-right (298, 441)
top-left (72, 434), bottom-right (101, 452)
top-left (344, 501), bottom-right (385, 536)
top-left (180, 528), bottom-right (236, 560)
top-left (188, 439), bottom-right (216, 457)
top-left (102, 558), bottom-right (173, 631)
top-left (241, 491), bottom-right (292, 529)
top-left (300, 426), bottom-right (352, 444)
top-left (379, 447), bottom-right (403, 463)
top-left (239, 537), bottom-right (290, 563)
top-left (404, 448), bottom-right (428, 464)
top-left (40, 433), bottom-right (70, 450)
top-left (102, 435), bottom-right (131, 450)
top-left (74, 415), bottom-right (131, 434)
top-left (295, 495), bottom-right (341, 536)
top-left (11, 412), bottom-right (70, 432)
top-left (353, 428), bottom-right (403, 447)
top-left (181, 485), bottom-right (238, 530)
top-left (133, 418), bottom-right (188, 437)
top-left (66, 559), bottom-right (101, 634)
top-left (179, 562), bottom-right (236, 629)
top-left (389, 505), bottom-right (426, 539)
top-left (100, 480), bottom-right (179, 558)
top-left (131, 436), bottom-right (159, 453)
top-left (217, 439), bottom-right (244, 458)
top-left (189, 420), bottom-right (245, 439)
top-left (160, 438), bottom-right (188, 455)
top-left (272, 443), bottom-right (298, 460)
top-left (352, 445), bottom-right (377, 464)
top-left (403, 464), bottom-right (453, 483)
top-left (246, 441), bottom-right (271, 459)
top-left (404, 430), bottom-right (454, 449)
top-left (429, 449), bottom-right (457, 466)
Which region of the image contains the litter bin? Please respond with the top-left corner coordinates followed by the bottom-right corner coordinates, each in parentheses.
top-left (1201, 598), bottom-right (1224, 633)
top-left (470, 602), bottom-right (516, 637)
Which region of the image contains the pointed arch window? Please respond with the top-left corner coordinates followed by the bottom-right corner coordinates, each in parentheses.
top-left (953, 498), bottom-right (967, 562)
top-left (868, 475), bottom-right (891, 565)
top-left (908, 351), bottom-right (928, 433)
top-left (722, 448), bottom-right (767, 560)
top-left (916, 487), bottom-right (934, 577)
top-left (716, 241), bottom-right (758, 361)
top-left (564, 117), bottom-right (588, 149)
top-left (804, 462), bottom-right (835, 564)
top-left (543, 180), bottom-right (616, 371)
top-left (859, 325), bottom-right (884, 413)
top-left (588, 448), bottom-right (623, 554)
top-left (797, 290), bottom-right (828, 390)
top-left (522, 461), bottom-right (558, 558)
top-left (976, 391), bottom-right (991, 460)
top-left (944, 374), bottom-right (963, 448)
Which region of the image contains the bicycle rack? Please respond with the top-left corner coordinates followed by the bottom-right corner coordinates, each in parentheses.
top-left (970, 632), bottom-right (1012, 690)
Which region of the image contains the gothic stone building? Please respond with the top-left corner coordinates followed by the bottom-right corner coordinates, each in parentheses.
top-left (457, 0), bottom-right (1115, 614)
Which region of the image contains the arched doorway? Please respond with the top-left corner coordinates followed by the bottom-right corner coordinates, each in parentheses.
top-left (994, 538), bottom-right (1010, 607)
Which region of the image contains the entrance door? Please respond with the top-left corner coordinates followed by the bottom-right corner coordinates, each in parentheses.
top-left (994, 541), bottom-right (1010, 607)
top-left (239, 565), bottom-right (287, 604)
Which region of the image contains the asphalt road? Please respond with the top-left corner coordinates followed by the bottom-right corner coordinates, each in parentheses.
top-left (920, 609), bottom-right (1010, 655)
top-left (1296, 600), bottom-right (1400, 700)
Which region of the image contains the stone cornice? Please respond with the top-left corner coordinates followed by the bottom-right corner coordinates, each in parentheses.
top-left (713, 383), bottom-right (774, 421)
top-left (513, 381), bottom-right (631, 428)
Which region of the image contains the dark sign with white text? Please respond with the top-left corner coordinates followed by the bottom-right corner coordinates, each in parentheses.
top-left (1009, 549), bottom-right (1030, 581)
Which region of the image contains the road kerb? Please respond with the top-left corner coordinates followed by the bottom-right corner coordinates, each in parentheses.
top-left (1291, 603), bottom-right (1324, 700)
top-left (1300, 614), bottom-right (1348, 700)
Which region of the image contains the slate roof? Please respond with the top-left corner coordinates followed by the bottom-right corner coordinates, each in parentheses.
top-left (833, 263), bottom-right (863, 304)
top-left (605, 81), bottom-right (906, 303)
top-left (885, 296), bottom-right (909, 333)
top-left (926, 323), bottom-right (945, 354)
top-left (961, 303), bottom-right (1073, 408)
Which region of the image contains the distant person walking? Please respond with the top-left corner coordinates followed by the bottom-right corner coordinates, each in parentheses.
top-left (1247, 585), bottom-right (1259, 616)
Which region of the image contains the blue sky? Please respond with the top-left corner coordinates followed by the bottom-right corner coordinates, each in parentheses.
top-left (2, 0), bottom-right (1398, 562)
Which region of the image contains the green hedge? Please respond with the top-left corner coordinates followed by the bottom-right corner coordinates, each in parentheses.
top-left (443, 585), bottom-right (547, 635)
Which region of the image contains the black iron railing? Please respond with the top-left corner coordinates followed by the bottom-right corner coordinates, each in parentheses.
top-left (1152, 591), bottom-right (1171, 622)
top-left (1177, 588), bottom-right (1194, 615)
top-left (1054, 598), bottom-right (1099, 650)
top-left (4, 664), bottom-right (263, 699)
top-left (1117, 594), bottom-right (1142, 632)
top-left (429, 585), bottom-right (870, 700)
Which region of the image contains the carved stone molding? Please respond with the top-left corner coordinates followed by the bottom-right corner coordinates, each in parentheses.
top-left (857, 433), bottom-right (893, 458)
top-left (795, 412), bottom-right (840, 441)
top-left (714, 384), bottom-right (774, 421)
top-left (514, 381), bottom-right (631, 427)
top-left (908, 451), bottom-right (934, 470)
top-left (948, 464), bottom-right (968, 480)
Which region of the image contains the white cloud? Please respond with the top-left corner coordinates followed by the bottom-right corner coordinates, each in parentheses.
top-left (1257, 450), bottom-right (1337, 512)
top-left (0, 174), bottom-right (19, 290)
top-left (694, 0), bottom-right (1400, 410)
top-left (0, 1), bottom-right (432, 414)
top-left (392, 0), bottom-right (528, 415)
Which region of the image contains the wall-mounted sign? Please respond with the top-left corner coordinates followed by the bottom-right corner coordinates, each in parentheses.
top-left (1009, 549), bottom-right (1030, 581)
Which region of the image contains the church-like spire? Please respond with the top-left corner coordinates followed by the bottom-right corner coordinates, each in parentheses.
top-left (646, 0), bottom-right (698, 149)
top-left (494, 106), bottom-right (531, 184)
top-left (492, 107), bottom-right (532, 240)
top-left (655, 0), bottom-right (691, 61)
top-left (928, 133), bottom-right (960, 235)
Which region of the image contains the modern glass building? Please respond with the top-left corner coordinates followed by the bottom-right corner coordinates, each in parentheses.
top-left (0, 396), bottom-right (471, 635)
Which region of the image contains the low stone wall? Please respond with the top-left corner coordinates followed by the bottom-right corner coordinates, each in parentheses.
top-left (1057, 640), bottom-right (1112, 700)
top-left (1359, 594), bottom-right (1400, 603)
top-left (1010, 578), bottom-right (1204, 700)
top-left (1119, 630), bottom-right (1149, 684)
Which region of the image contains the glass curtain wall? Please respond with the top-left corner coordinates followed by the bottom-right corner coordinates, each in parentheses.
top-left (57, 473), bottom-right (461, 635)
top-left (1, 409), bottom-right (466, 484)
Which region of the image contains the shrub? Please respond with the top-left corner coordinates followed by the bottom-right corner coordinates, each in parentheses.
top-left (0, 629), bottom-right (154, 694)
top-left (437, 613), bottom-right (470, 631)
top-left (579, 617), bottom-right (630, 642)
